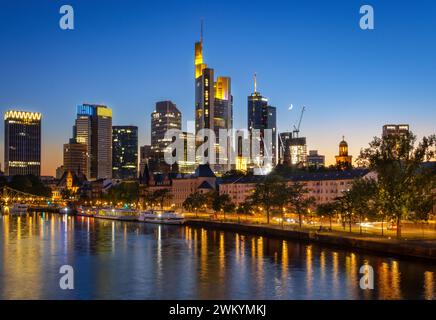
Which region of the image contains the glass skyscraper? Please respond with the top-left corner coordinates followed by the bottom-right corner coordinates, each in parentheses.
top-left (247, 78), bottom-right (277, 169)
top-left (112, 126), bottom-right (138, 179)
top-left (4, 110), bottom-right (42, 176)
top-left (73, 104), bottom-right (112, 180)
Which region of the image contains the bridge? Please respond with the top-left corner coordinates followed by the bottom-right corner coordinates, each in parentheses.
top-left (0, 186), bottom-right (58, 212)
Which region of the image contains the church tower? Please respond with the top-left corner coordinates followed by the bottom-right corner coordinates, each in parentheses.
top-left (335, 136), bottom-right (352, 170)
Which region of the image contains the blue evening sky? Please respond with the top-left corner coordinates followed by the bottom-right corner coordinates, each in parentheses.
top-left (0, 0), bottom-right (435, 175)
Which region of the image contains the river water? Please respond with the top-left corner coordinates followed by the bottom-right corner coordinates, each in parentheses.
top-left (0, 213), bottom-right (435, 300)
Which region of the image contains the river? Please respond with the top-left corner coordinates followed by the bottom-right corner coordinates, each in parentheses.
top-left (0, 213), bottom-right (435, 299)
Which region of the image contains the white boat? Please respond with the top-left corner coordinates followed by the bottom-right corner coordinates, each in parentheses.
top-left (138, 210), bottom-right (185, 225)
top-left (95, 208), bottom-right (139, 221)
top-left (7, 203), bottom-right (29, 215)
top-left (77, 206), bottom-right (98, 217)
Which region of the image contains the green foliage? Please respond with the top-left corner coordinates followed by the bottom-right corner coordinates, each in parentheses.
top-left (358, 131), bottom-right (436, 237)
top-left (183, 192), bottom-right (209, 214)
top-left (143, 188), bottom-right (173, 209)
top-left (104, 182), bottom-right (139, 204)
top-left (7, 175), bottom-right (52, 197)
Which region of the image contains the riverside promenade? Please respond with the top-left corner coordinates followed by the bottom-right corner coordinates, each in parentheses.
top-left (185, 219), bottom-right (436, 261)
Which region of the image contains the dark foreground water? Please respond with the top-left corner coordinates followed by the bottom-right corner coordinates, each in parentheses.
top-left (0, 213), bottom-right (435, 300)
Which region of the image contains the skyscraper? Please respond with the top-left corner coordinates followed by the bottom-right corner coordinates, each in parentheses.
top-left (150, 101), bottom-right (181, 173)
top-left (382, 124), bottom-right (410, 137)
top-left (112, 126), bottom-right (138, 179)
top-left (73, 104), bottom-right (113, 180)
top-left (4, 110), bottom-right (42, 176)
top-left (139, 145), bottom-right (152, 176)
top-left (278, 133), bottom-right (307, 168)
top-left (307, 150), bottom-right (325, 169)
top-left (194, 25), bottom-right (233, 174)
top-left (247, 75), bottom-right (277, 170)
top-left (63, 138), bottom-right (88, 176)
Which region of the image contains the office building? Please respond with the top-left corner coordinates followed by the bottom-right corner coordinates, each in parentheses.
top-left (63, 138), bottom-right (88, 176)
top-left (112, 126), bottom-right (138, 179)
top-left (278, 132), bottom-right (307, 168)
top-left (382, 124), bottom-right (410, 137)
top-left (307, 150), bottom-right (325, 169)
top-left (247, 75), bottom-right (277, 170)
top-left (150, 101), bottom-right (181, 173)
top-left (4, 110), bottom-right (42, 176)
top-left (194, 27), bottom-right (233, 174)
top-left (73, 104), bottom-right (112, 180)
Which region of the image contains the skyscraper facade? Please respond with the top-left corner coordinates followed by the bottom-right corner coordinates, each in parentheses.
top-left (247, 77), bottom-right (277, 169)
top-left (4, 110), bottom-right (42, 176)
top-left (112, 126), bottom-right (138, 179)
top-left (73, 104), bottom-right (113, 180)
top-left (382, 124), bottom-right (410, 137)
top-left (278, 133), bottom-right (307, 168)
top-left (63, 138), bottom-right (88, 176)
top-left (150, 101), bottom-right (182, 173)
top-left (194, 31), bottom-right (233, 174)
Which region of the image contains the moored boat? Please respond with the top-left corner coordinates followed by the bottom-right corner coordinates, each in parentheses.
top-left (5, 203), bottom-right (28, 215)
top-left (77, 206), bottom-right (98, 217)
top-left (95, 208), bottom-right (139, 221)
top-left (138, 210), bottom-right (185, 225)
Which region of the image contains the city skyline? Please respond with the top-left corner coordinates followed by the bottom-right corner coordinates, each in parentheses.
top-left (1, 0), bottom-right (436, 176)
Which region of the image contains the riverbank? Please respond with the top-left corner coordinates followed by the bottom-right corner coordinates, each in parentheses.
top-left (185, 219), bottom-right (436, 261)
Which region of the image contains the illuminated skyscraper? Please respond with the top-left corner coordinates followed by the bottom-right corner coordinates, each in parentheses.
top-left (247, 75), bottom-right (276, 169)
top-left (194, 24), bottom-right (233, 174)
top-left (150, 101), bottom-right (181, 173)
top-left (112, 126), bottom-right (138, 179)
top-left (63, 138), bottom-right (88, 176)
top-left (278, 133), bottom-right (307, 168)
top-left (4, 110), bottom-right (42, 176)
top-left (382, 124), bottom-right (410, 137)
top-left (73, 104), bottom-right (113, 180)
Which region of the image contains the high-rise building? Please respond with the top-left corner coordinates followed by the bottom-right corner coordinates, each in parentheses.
top-left (4, 110), bottom-right (42, 176)
top-left (382, 124), bottom-right (410, 137)
top-left (247, 75), bottom-right (276, 170)
top-left (177, 131), bottom-right (196, 174)
top-left (307, 150), bottom-right (325, 169)
top-left (139, 145), bottom-right (152, 176)
top-left (112, 126), bottom-right (138, 179)
top-left (278, 133), bottom-right (307, 168)
top-left (194, 26), bottom-right (233, 174)
top-left (63, 138), bottom-right (88, 176)
top-left (150, 101), bottom-right (181, 173)
top-left (73, 104), bottom-right (112, 180)
top-left (56, 165), bottom-right (65, 180)
top-left (335, 136), bottom-right (353, 170)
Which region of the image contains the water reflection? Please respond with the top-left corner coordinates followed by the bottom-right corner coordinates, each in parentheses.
top-left (0, 213), bottom-right (435, 300)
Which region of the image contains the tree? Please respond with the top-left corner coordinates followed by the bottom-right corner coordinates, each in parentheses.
top-left (316, 202), bottom-right (337, 230)
top-left (249, 175), bottom-right (286, 224)
top-left (183, 192), bottom-right (208, 216)
top-left (208, 191), bottom-right (235, 220)
top-left (236, 200), bottom-right (253, 222)
top-left (335, 193), bottom-right (354, 232)
top-left (347, 178), bottom-right (378, 234)
top-left (287, 181), bottom-right (316, 228)
top-left (358, 131), bottom-right (436, 238)
top-left (104, 182), bottom-right (139, 204)
top-left (153, 188), bottom-right (173, 210)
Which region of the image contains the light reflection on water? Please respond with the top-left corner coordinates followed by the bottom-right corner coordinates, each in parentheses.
top-left (0, 213), bottom-right (435, 300)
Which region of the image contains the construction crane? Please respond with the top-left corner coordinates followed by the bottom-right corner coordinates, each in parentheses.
top-left (292, 106), bottom-right (306, 138)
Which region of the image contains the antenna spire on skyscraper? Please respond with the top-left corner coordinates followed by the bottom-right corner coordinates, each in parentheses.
top-left (200, 18), bottom-right (204, 43)
top-left (254, 73), bottom-right (257, 93)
